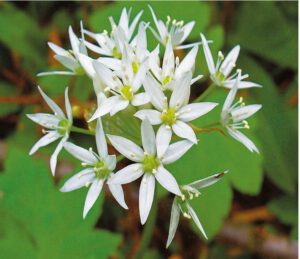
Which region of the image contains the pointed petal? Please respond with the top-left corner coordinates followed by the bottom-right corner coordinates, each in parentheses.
top-left (37, 71), bottom-right (76, 76)
top-left (141, 119), bottom-right (156, 155)
top-left (107, 135), bottom-right (143, 162)
top-left (108, 163), bottom-right (143, 184)
top-left (134, 109), bottom-right (162, 125)
top-left (95, 118), bottom-right (108, 158)
top-left (148, 5), bottom-right (164, 40)
top-left (83, 179), bottom-right (104, 218)
top-left (88, 93), bottom-right (111, 122)
top-left (108, 178), bottom-right (128, 209)
top-left (50, 137), bottom-right (66, 175)
top-left (54, 55), bottom-right (79, 71)
top-left (175, 45), bottom-right (198, 78)
top-left (29, 131), bottom-right (60, 155)
top-left (156, 124), bottom-right (172, 158)
top-left (181, 21), bottom-right (195, 43)
top-left (189, 170), bottom-right (228, 190)
top-left (64, 87), bottom-right (72, 122)
top-left (220, 45), bottom-right (240, 77)
top-left (128, 10), bottom-right (144, 39)
top-left (162, 140), bottom-right (193, 164)
top-left (60, 168), bottom-right (95, 192)
top-left (200, 33), bottom-right (215, 74)
top-left (166, 198), bottom-right (181, 248)
top-left (155, 166), bottom-right (181, 196)
top-left (97, 57), bottom-right (122, 71)
top-left (177, 102), bottom-right (218, 122)
top-left (69, 26), bottom-right (80, 54)
top-left (222, 74), bottom-right (240, 112)
top-left (172, 121), bottom-right (197, 143)
top-left (227, 128), bottom-right (259, 153)
top-left (109, 97), bottom-right (129, 116)
top-left (139, 173), bottom-right (155, 224)
top-left (48, 42), bottom-right (68, 56)
top-left (162, 39), bottom-right (175, 77)
top-left (63, 142), bottom-right (98, 164)
top-left (186, 203), bottom-right (207, 239)
top-left (170, 72), bottom-right (192, 109)
top-left (231, 104), bottom-right (262, 122)
top-left (131, 93), bottom-right (150, 106)
top-left (77, 53), bottom-right (95, 78)
top-left (103, 155), bottom-right (117, 171)
top-left (26, 113), bottom-right (60, 129)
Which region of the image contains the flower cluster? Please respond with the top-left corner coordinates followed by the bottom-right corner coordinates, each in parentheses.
top-left (28, 6), bottom-right (262, 247)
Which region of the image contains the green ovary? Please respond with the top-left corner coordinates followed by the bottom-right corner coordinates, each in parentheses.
top-left (215, 70), bottom-right (226, 82)
top-left (142, 155), bottom-right (160, 173)
top-left (113, 47), bottom-right (122, 59)
top-left (162, 76), bottom-right (171, 86)
top-left (57, 119), bottom-right (71, 135)
top-left (132, 62), bottom-right (139, 74)
top-left (121, 85), bottom-right (133, 101)
top-left (161, 108), bottom-right (176, 126)
top-left (93, 161), bottom-right (110, 179)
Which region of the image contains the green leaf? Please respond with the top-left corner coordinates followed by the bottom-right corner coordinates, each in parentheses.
top-left (0, 147), bottom-right (121, 258)
top-left (0, 81), bottom-right (19, 117)
top-left (229, 2), bottom-right (297, 69)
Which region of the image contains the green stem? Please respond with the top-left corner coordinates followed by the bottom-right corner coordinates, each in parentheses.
top-left (134, 192), bottom-right (158, 259)
top-left (71, 126), bottom-right (95, 135)
top-left (194, 84), bottom-right (216, 102)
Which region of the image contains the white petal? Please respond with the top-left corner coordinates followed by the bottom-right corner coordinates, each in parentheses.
top-left (128, 10), bottom-right (143, 39)
top-left (107, 135), bottom-right (144, 162)
top-left (162, 140), bottom-right (194, 164)
top-left (83, 179), bottom-right (104, 218)
top-left (54, 55), bottom-right (79, 71)
top-left (143, 74), bottom-right (166, 111)
top-left (95, 118), bottom-right (108, 158)
top-left (64, 87), bottom-right (72, 122)
top-left (110, 97), bottom-right (129, 116)
top-left (88, 93), bottom-right (111, 122)
top-left (180, 21), bottom-right (195, 43)
top-left (63, 142), bottom-right (98, 164)
top-left (29, 131), bottom-right (60, 155)
top-left (132, 61), bottom-right (149, 91)
top-left (26, 113), bottom-right (60, 129)
top-left (134, 109), bottom-right (162, 125)
top-left (148, 5), bottom-right (164, 40)
top-left (77, 53), bottom-right (95, 78)
top-left (200, 33), bottom-right (215, 75)
top-left (170, 72), bottom-right (192, 109)
top-left (103, 155), bottom-right (117, 171)
top-left (175, 45), bottom-right (198, 78)
top-left (156, 124), bottom-right (172, 158)
top-left (141, 119), bottom-right (156, 155)
top-left (162, 39), bottom-right (175, 77)
top-left (50, 137), bottom-right (66, 175)
top-left (107, 163), bottom-right (143, 184)
top-left (222, 74), bottom-right (240, 112)
top-left (131, 93), bottom-right (150, 106)
top-left (227, 128), bottom-right (259, 153)
top-left (60, 168), bottom-right (95, 192)
top-left (139, 173), bottom-right (155, 224)
top-left (48, 42), bottom-right (68, 56)
top-left (155, 166), bottom-right (181, 196)
top-left (108, 177), bottom-right (128, 210)
top-left (172, 121), bottom-right (197, 143)
top-left (186, 203), bottom-right (207, 239)
top-left (38, 86), bottom-right (65, 119)
top-left (220, 45), bottom-right (240, 77)
top-left (37, 71), bottom-right (76, 77)
top-left (177, 102), bottom-right (218, 122)
top-left (97, 57), bottom-right (122, 72)
top-left (188, 171), bottom-right (228, 190)
top-left (166, 198), bottom-right (181, 248)
top-left (231, 104), bottom-right (262, 122)
top-left (69, 26), bottom-right (80, 54)
top-left (135, 23), bottom-right (147, 58)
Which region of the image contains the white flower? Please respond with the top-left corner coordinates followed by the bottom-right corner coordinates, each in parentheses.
top-left (166, 171), bottom-right (228, 247)
top-left (149, 39), bottom-right (202, 91)
top-left (135, 72), bottom-right (218, 145)
top-left (88, 59), bottom-right (150, 121)
top-left (27, 86), bottom-right (72, 175)
top-left (38, 25), bottom-right (88, 77)
top-left (107, 119), bottom-right (194, 224)
top-left (200, 33), bottom-right (261, 89)
top-left (60, 118), bottom-right (128, 218)
top-left (221, 73), bottom-right (262, 153)
top-left (83, 8), bottom-right (143, 58)
top-left (149, 5), bottom-right (195, 49)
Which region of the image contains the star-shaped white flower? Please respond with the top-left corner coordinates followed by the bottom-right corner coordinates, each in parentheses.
top-left (61, 118), bottom-right (128, 218)
top-left (149, 5), bottom-right (195, 49)
top-left (27, 86), bottom-right (72, 175)
top-left (221, 73), bottom-right (262, 153)
top-left (107, 119), bottom-right (194, 224)
top-left (166, 171), bottom-right (228, 247)
top-left (135, 72), bottom-right (218, 148)
top-left (200, 33), bottom-right (261, 89)
top-left (88, 59), bottom-right (150, 121)
top-left (149, 39), bottom-right (202, 91)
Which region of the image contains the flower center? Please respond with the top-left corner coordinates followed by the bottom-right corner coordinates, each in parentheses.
top-left (142, 154), bottom-right (160, 174)
top-left (93, 161), bottom-right (110, 179)
top-left (132, 61), bottom-right (139, 74)
top-left (121, 85), bottom-right (133, 101)
top-left (57, 118), bottom-right (71, 135)
top-left (215, 70), bottom-right (226, 82)
top-left (113, 47), bottom-right (122, 59)
top-left (161, 108), bottom-right (176, 126)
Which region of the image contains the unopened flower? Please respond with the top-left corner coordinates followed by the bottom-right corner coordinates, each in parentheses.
top-left (149, 5), bottom-right (195, 49)
top-left (200, 33), bottom-right (261, 89)
top-left (221, 73), bottom-right (262, 153)
top-left (108, 119), bottom-right (194, 224)
top-left (61, 118), bottom-right (128, 218)
top-left (135, 72), bottom-right (218, 146)
top-left (27, 87), bottom-right (72, 175)
top-left (166, 171), bottom-right (228, 247)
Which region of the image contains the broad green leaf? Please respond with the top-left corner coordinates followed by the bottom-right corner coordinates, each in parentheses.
top-left (0, 81), bottom-right (19, 117)
top-left (0, 147), bottom-right (121, 258)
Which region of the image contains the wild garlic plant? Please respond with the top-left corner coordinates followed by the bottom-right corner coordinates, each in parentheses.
top-left (28, 6), bottom-right (262, 247)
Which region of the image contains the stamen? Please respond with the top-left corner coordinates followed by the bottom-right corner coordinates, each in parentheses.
top-left (183, 212), bottom-right (191, 219)
top-left (218, 51), bottom-right (224, 60)
top-left (181, 194), bottom-right (186, 201)
top-left (89, 147), bottom-right (93, 152)
top-left (152, 169), bottom-right (157, 174)
top-left (166, 16), bottom-right (171, 26)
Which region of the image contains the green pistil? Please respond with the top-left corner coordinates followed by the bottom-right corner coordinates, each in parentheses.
top-left (142, 154), bottom-right (160, 174)
top-left (113, 47), bottom-right (122, 59)
top-left (132, 62), bottom-right (139, 74)
top-left (215, 70), bottom-right (226, 82)
top-left (75, 66), bottom-right (85, 75)
top-left (57, 118), bottom-right (71, 135)
top-left (162, 76), bottom-right (171, 86)
top-left (93, 161), bottom-right (110, 179)
top-left (121, 85), bottom-right (133, 101)
top-left (161, 108), bottom-right (176, 126)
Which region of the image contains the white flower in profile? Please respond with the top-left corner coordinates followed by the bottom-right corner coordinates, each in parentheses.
top-left (88, 59), bottom-right (150, 121)
top-left (149, 39), bottom-right (202, 91)
top-left (27, 86), bottom-right (72, 175)
top-left (107, 119), bottom-right (194, 224)
top-left (166, 171), bottom-right (228, 248)
top-left (200, 33), bottom-right (261, 89)
top-left (83, 8), bottom-right (143, 58)
top-left (135, 72), bottom-right (218, 146)
top-left (61, 118), bottom-right (128, 218)
top-left (38, 25), bottom-right (88, 77)
top-left (149, 5), bottom-right (195, 49)
top-left (221, 73), bottom-right (262, 153)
